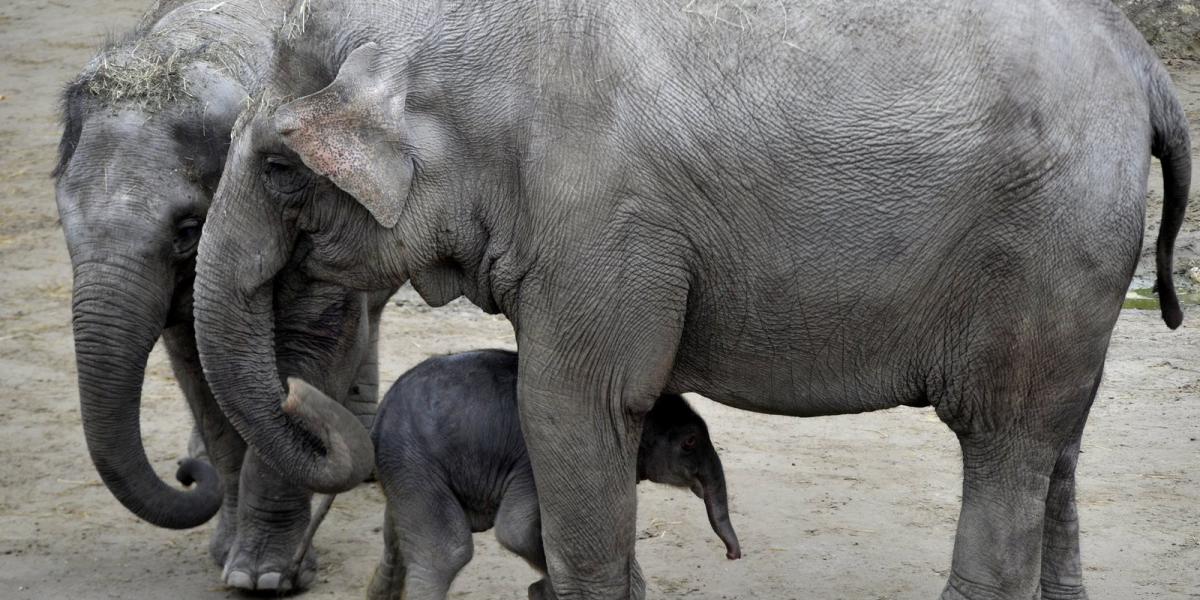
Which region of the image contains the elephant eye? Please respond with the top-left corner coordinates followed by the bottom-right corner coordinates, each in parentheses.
top-left (262, 154), bottom-right (310, 196)
top-left (681, 434), bottom-right (697, 451)
top-left (173, 217), bottom-right (203, 256)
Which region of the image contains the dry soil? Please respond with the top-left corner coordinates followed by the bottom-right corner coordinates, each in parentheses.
top-left (1, 1), bottom-right (1198, 599)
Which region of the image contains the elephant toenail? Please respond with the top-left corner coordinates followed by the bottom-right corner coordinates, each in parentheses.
top-left (225, 570), bottom-right (253, 589)
top-left (257, 572), bottom-right (283, 589)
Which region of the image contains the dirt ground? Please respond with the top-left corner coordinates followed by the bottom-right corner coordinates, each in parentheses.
top-left (1, 1), bottom-right (1198, 599)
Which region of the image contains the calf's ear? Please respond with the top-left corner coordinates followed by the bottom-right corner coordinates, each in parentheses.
top-left (273, 43), bottom-right (411, 228)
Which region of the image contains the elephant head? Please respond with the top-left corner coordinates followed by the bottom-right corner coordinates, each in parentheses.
top-left (193, 34), bottom-right (491, 492)
top-left (638, 395), bottom-right (742, 560)
top-left (53, 59), bottom-right (248, 528)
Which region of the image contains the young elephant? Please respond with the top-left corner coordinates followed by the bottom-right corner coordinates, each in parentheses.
top-left (291, 350), bottom-right (740, 600)
top-left (54, 0), bottom-right (387, 590)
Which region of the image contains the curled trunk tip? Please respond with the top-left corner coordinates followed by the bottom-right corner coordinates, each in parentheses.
top-left (283, 377), bottom-right (375, 493)
top-left (174, 458), bottom-right (223, 502)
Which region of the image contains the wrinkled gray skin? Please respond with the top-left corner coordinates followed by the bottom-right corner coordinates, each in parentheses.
top-left (347, 350), bottom-right (738, 600)
top-left (52, 0), bottom-right (387, 591)
top-left (193, 1), bottom-right (1192, 598)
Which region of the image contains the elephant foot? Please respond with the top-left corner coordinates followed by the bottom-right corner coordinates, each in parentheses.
top-left (1039, 581), bottom-right (1089, 600)
top-left (366, 561), bottom-right (402, 600)
top-left (220, 449), bottom-right (318, 591)
top-left (528, 578), bottom-right (557, 600)
top-left (941, 571), bottom-right (1034, 600)
top-left (221, 533), bottom-right (317, 592)
top-left (221, 495), bottom-right (317, 592)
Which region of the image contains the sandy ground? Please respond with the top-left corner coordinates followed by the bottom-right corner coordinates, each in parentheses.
top-left (1, 2), bottom-right (1198, 599)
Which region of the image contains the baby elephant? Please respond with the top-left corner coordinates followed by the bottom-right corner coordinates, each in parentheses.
top-left (363, 349), bottom-right (740, 600)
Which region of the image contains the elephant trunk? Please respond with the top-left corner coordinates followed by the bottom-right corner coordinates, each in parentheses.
top-left (193, 170), bottom-right (373, 494)
top-left (695, 453), bottom-right (741, 560)
top-left (72, 261), bottom-right (222, 528)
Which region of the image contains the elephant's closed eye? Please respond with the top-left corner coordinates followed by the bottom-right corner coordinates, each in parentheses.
top-left (262, 155), bottom-right (311, 196)
top-left (173, 217), bottom-right (204, 256)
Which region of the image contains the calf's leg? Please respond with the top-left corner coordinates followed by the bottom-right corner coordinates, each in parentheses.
top-left (494, 467), bottom-right (555, 599)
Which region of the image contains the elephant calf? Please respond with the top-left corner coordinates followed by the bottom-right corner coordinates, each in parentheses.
top-left (289, 349), bottom-right (740, 599)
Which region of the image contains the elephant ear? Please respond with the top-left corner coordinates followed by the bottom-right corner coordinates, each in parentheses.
top-left (274, 43), bottom-right (411, 228)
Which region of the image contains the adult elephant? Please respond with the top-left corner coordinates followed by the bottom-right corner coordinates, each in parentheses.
top-left (193, 0), bottom-right (1191, 598)
top-left (53, 0), bottom-right (387, 591)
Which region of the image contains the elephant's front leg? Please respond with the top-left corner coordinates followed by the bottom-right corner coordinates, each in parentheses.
top-left (344, 289), bottom-right (390, 431)
top-left (516, 305), bottom-right (686, 600)
top-left (221, 451), bottom-right (315, 591)
top-left (217, 281), bottom-right (374, 591)
top-left (519, 377), bottom-right (646, 600)
top-left (162, 325), bottom-right (247, 568)
top-left (512, 237), bottom-right (688, 599)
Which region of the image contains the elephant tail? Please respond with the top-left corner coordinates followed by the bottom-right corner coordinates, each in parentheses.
top-left (1148, 62), bottom-right (1191, 330)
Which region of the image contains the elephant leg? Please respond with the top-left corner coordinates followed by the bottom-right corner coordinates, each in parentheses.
top-left (346, 288), bottom-right (390, 431)
top-left (1038, 434), bottom-right (1088, 600)
top-left (389, 486), bottom-right (474, 600)
top-left (939, 374), bottom-right (1098, 600)
top-left (345, 319), bottom-right (381, 431)
top-left (517, 369), bottom-right (651, 600)
top-left (510, 272), bottom-right (686, 600)
top-left (494, 468), bottom-right (556, 599)
top-left (367, 504), bottom-right (405, 600)
top-left (187, 422), bottom-right (207, 462)
top-left (528, 579), bottom-right (558, 600)
top-left (162, 325), bottom-right (246, 567)
top-left (942, 432), bottom-right (1055, 600)
top-left (221, 452), bottom-right (315, 592)
top-left (1038, 369), bottom-right (1098, 600)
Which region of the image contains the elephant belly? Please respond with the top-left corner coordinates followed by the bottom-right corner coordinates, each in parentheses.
top-left (668, 297), bottom-right (931, 418)
top-left (669, 343), bottom-right (921, 418)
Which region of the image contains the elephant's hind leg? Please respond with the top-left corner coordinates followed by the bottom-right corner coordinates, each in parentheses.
top-left (368, 504), bottom-right (406, 600)
top-left (1037, 372), bottom-right (1099, 600)
top-left (387, 485), bottom-right (474, 600)
top-left (938, 370), bottom-right (1100, 600)
top-left (1038, 434), bottom-right (1088, 600)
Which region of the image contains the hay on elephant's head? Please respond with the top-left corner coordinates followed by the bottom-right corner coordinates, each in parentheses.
top-left (232, 89), bottom-right (290, 136)
top-left (77, 25), bottom-right (243, 111)
top-left (83, 46), bottom-right (193, 109)
top-left (283, 0), bottom-right (310, 41)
